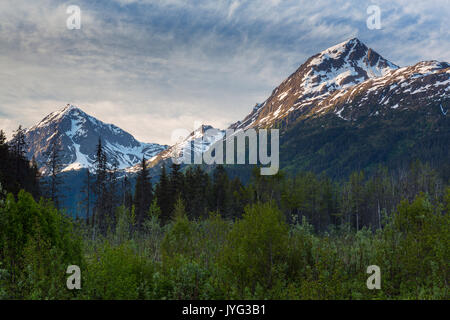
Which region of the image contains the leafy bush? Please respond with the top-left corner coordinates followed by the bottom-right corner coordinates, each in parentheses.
top-left (0, 191), bottom-right (82, 299)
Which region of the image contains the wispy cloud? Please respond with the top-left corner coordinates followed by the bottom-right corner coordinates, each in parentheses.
top-left (0, 0), bottom-right (448, 143)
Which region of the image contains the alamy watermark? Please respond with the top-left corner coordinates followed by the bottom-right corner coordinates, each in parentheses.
top-left (366, 4), bottom-right (381, 30)
top-left (66, 5), bottom-right (81, 30)
top-left (366, 265), bottom-right (381, 289)
top-left (66, 265), bottom-right (81, 290)
top-left (171, 127), bottom-right (279, 176)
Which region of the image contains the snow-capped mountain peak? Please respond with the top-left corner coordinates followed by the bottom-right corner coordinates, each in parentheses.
top-left (127, 124), bottom-right (225, 172)
top-left (230, 38), bottom-right (399, 130)
top-left (25, 104), bottom-right (168, 174)
top-left (308, 38), bottom-right (398, 79)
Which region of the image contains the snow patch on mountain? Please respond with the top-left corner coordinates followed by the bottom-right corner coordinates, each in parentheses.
top-left (230, 38), bottom-right (400, 130)
top-left (25, 104), bottom-right (168, 175)
top-left (127, 124), bottom-right (225, 172)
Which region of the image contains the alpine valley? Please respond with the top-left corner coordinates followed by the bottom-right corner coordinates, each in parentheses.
top-left (19, 38), bottom-right (450, 215)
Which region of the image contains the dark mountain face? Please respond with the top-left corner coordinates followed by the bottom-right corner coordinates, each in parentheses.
top-left (276, 59), bottom-right (450, 178)
top-left (25, 104), bottom-right (167, 175)
top-left (279, 103), bottom-right (449, 179)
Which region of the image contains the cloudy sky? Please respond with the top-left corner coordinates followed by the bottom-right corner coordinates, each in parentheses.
top-left (0, 0), bottom-right (449, 144)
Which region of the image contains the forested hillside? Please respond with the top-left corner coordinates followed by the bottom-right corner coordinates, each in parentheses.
top-left (0, 128), bottom-right (40, 199)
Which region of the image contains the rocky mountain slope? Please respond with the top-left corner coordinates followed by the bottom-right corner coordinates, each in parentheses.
top-left (127, 124), bottom-right (224, 172)
top-left (313, 60), bottom-right (449, 121)
top-left (230, 38), bottom-right (400, 130)
top-left (146, 38), bottom-right (448, 177)
top-left (226, 38), bottom-right (449, 177)
top-left (25, 104), bottom-right (167, 175)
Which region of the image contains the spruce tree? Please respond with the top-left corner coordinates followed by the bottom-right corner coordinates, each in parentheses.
top-left (156, 164), bottom-right (171, 224)
top-left (10, 125), bottom-right (26, 159)
top-left (10, 125), bottom-right (27, 192)
top-left (134, 156), bottom-right (152, 229)
top-left (184, 165), bottom-right (210, 219)
top-left (169, 162), bottom-right (184, 201)
top-left (0, 127), bottom-right (40, 199)
top-left (211, 165), bottom-right (231, 218)
top-left (122, 176), bottom-right (133, 210)
top-left (43, 133), bottom-right (63, 209)
top-left (81, 169), bottom-right (92, 225)
top-left (93, 137), bottom-right (108, 233)
top-left (106, 160), bottom-right (119, 228)
top-left (30, 156), bottom-right (41, 199)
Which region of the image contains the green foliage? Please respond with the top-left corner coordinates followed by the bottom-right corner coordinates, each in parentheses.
top-left (114, 205), bottom-right (133, 244)
top-left (221, 203), bottom-right (289, 298)
top-left (0, 168), bottom-right (448, 300)
top-left (280, 110), bottom-right (449, 180)
top-left (161, 197), bottom-right (194, 261)
top-left (83, 242), bottom-right (154, 300)
top-left (0, 190), bottom-right (83, 299)
top-left (0, 262), bottom-right (8, 299)
top-left (148, 198), bottom-right (161, 219)
top-left (374, 193), bottom-right (449, 299)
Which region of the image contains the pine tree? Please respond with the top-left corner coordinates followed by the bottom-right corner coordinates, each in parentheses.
top-left (0, 129), bottom-right (6, 147)
top-left (229, 176), bottom-right (246, 220)
top-left (156, 164), bottom-right (171, 224)
top-left (43, 133), bottom-right (63, 209)
top-left (106, 160), bottom-right (119, 228)
top-left (10, 125), bottom-right (27, 192)
top-left (81, 169), bottom-right (92, 225)
top-left (169, 162), bottom-right (184, 201)
top-left (30, 156), bottom-right (41, 199)
top-left (184, 166), bottom-right (210, 219)
top-left (93, 137), bottom-right (108, 233)
top-left (10, 125), bottom-right (26, 159)
top-left (172, 195), bottom-right (187, 221)
top-left (0, 127), bottom-right (40, 199)
top-left (347, 171), bottom-right (365, 230)
top-left (122, 176), bottom-right (133, 210)
top-left (134, 156), bottom-right (153, 229)
top-left (211, 165), bottom-right (231, 218)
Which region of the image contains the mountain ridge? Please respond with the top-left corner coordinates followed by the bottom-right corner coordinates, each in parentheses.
top-left (135, 38), bottom-right (448, 174)
top-left (22, 38), bottom-right (450, 178)
top-left (24, 104), bottom-right (168, 175)
top-left (230, 38), bottom-right (400, 130)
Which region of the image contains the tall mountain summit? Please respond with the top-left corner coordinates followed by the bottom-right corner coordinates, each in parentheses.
top-left (227, 37), bottom-right (449, 177)
top-left (231, 38), bottom-right (448, 132)
top-left (25, 104), bottom-right (167, 175)
top-left (231, 38), bottom-right (400, 129)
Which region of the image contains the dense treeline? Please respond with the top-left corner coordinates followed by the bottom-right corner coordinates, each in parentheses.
top-left (78, 139), bottom-right (448, 235)
top-left (0, 132), bottom-right (448, 299)
top-left (0, 128), bottom-right (40, 199)
top-left (0, 184), bottom-right (448, 299)
top-left (279, 110), bottom-right (450, 181)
